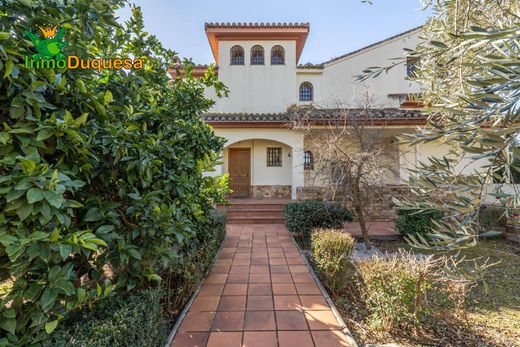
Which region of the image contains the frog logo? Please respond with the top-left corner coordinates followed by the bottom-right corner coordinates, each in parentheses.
top-left (24, 25), bottom-right (68, 60)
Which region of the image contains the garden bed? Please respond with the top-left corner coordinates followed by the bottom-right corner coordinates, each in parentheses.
top-left (332, 239), bottom-right (520, 347)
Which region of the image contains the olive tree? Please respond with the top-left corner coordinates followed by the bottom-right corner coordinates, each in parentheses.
top-left (363, 0), bottom-right (520, 249)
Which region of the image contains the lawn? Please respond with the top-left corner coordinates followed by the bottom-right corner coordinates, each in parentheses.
top-left (334, 239), bottom-right (520, 347)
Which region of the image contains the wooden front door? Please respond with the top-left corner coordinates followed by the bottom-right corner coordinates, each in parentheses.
top-left (229, 148), bottom-right (251, 198)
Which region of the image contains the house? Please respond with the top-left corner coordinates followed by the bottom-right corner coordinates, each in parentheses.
top-left (169, 22), bottom-right (483, 214)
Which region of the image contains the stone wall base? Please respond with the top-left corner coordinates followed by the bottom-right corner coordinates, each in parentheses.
top-left (296, 185), bottom-right (413, 221)
top-left (252, 185), bottom-right (291, 199)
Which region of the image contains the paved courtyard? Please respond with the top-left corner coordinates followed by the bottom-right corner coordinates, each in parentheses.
top-left (171, 224), bottom-right (354, 347)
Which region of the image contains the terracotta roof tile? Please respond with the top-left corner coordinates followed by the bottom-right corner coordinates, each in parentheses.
top-left (204, 108), bottom-right (426, 124)
top-left (205, 22), bottom-right (310, 29)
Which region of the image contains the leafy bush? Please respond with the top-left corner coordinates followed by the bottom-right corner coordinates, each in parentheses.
top-left (396, 208), bottom-right (443, 236)
top-left (350, 252), bottom-right (471, 332)
top-left (0, 2), bottom-right (228, 344)
top-left (311, 229), bottom-right (355, 295)
top-left (479, 205), bottom-right (507, 230)
top-left (162, 208), bottom-right (226, 318)
top-left (284, 201), bottom-right (353, 238)
top-left (44, 290), bottom-right (165, 347)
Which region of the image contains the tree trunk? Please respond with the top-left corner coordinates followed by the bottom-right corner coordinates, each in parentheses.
top-left (352, 186), bottom-right (371, 249)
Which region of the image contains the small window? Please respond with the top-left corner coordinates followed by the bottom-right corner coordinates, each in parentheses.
top-left (230, 45), bottom-right (244, 65)
top-left (251, 45), bottom-right (264, 65)
top-left (304, 151), bottom-right (314, 170)
top-left (271, 45), bottom-right (285, 65)
top-left (267, 147), bottom-right (282, 167)
top-left (299, 82), bottom-right (313, 102)
top-left (406, 56), bottom-right (418, 77)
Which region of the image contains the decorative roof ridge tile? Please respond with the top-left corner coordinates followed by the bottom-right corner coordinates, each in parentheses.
top-left (297, 63), bottom-right (325, 69)
top-left (205, 22), bottom-right (310, 29)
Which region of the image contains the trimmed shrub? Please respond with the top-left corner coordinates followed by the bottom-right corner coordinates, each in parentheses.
top-left (311, 229), bottom-right (355, 295)
top-left (44, 290), bottom-right (166, 347)
top-left (396, 208), bottom-right (444, 236)
top-left (284, 201), bottom-right (353, 238)
top-left (350, 252), bottom-right (470, 332)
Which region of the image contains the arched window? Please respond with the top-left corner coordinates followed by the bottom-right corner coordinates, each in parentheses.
top-left (299, 82), bottom-right (313, 101)
top-left (271, 45), bottom-right (285, 65)
top-left (304, 151), bottom-right (314, 170)
top-left (230, 45), bottom-right (244, 65)
top-left (250, 45), bottom-right (264, 65)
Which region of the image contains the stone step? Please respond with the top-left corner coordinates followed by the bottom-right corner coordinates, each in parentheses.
top-left (226, 209), bottom-right (284, 218)
top-left (226, 216), bottom-right (286, 224)
top-left (220, 203), bottom-right (286, 211)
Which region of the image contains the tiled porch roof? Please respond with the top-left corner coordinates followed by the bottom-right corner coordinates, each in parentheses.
top-left (204, 113), bottom-right (291, 122)
top-left (204, 108), bottom-right (426, 126)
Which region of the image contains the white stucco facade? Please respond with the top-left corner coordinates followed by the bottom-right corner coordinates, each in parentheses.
top-left (192, 23), bottom-right (462, 199)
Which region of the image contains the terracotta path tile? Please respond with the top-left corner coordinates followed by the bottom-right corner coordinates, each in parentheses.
top-left (248, 273), bottom-right (270, 283)
top-left (211, 311), bottom-right (244, 331)
top-left (271, 274), bottom-right (293, 283)
top-left (190, 296), bottom-right (221, 312)
top-left (180, 311), bottom-right (215, 332)
top-left (305, 310), bottom-right (341, 330)
top-left (295, 282), bottom-right (321, 295)
top-left (206, 332), bottom-right (242, 347)
top-left (299, 295), bottom-right (330, 311)
top-left (312, 330), bottom-right (352, 347)
top-left (218, 296), bottom-right (246, 311)
top-left (227, 273), bottom-right (249, 284)
top-left (248, 283), bottom-right (272, 295)
top-left (272, 283), bottom-right (297, 295)
top-left (278, 331), bottom-right (314, 347)
top-left (223, 284), bottom-right (248, 296)
top-left (242, 331), bottom-right (277, 347)
top-left (198, 284), bottom-right (224, 297)
top-left (273, 295), bottom-right (301, 311)
top-left (244, 311), bottom-right (276, 331)
top-left (246, 295), bottom-right (273, 311)
top-left (275, 310), bottom-right (308, 330)
top-left (172, 332), bottom-right (209, 347)
top-left (171, 223), bottom-right (354, 347)
top-left (205, 274), bottom-right (228, 284)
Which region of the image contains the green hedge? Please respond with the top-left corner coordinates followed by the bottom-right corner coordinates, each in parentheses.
top-left (44, 290), bottom-right (166, 347)
top-left (162, 208), bottom-right (227, 318)
top-left (396, 208), bottom-right (444, 236)
top-left (284, 201), bottom-right (353, 238)
top-left (311, 229), bottom-right (355, 295)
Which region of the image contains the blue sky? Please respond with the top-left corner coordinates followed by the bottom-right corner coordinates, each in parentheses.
top-left (117, 0), bottom-right (431, 64)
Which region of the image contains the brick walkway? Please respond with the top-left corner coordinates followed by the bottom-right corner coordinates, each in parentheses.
top-left (171, 224), bottom-right (354, 347)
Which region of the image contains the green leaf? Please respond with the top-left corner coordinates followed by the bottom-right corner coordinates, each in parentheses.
top-left (45, 320), bottom-right (58, 334)
top-left (0, 132), bottom-right (9, 144)
top-left (3, 309), bottom-right (16, 319)
top-left (59, 244), bottom-right (72, 260)
top-left (0, 318), bottom-right (16, 335)
top-left (84, 208), bottom-right (102, 222)
top-left (0, 32), bottom-right (10, 40)
top-left (3, 60), bottom-right (13, 79)
top-left (40, 288), bottom-right (57, 312)
top-left (75, 113), bottom-right (89, 126)
top-left (17, 203), bottom-right (33, 221)
top-left (104, 90), bottom-right (113, 104)
top-left (36, 128), bottom-right (54, 141)
top-left (6, 244), bottom-right (24, 262)
top-left (42, 190), bottom-right (62, 208)
top-left (26, 188), bottom-right (44, 204)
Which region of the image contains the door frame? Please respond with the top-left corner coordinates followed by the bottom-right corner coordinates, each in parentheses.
top-left (228, 147), bottom-right (251, 198)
